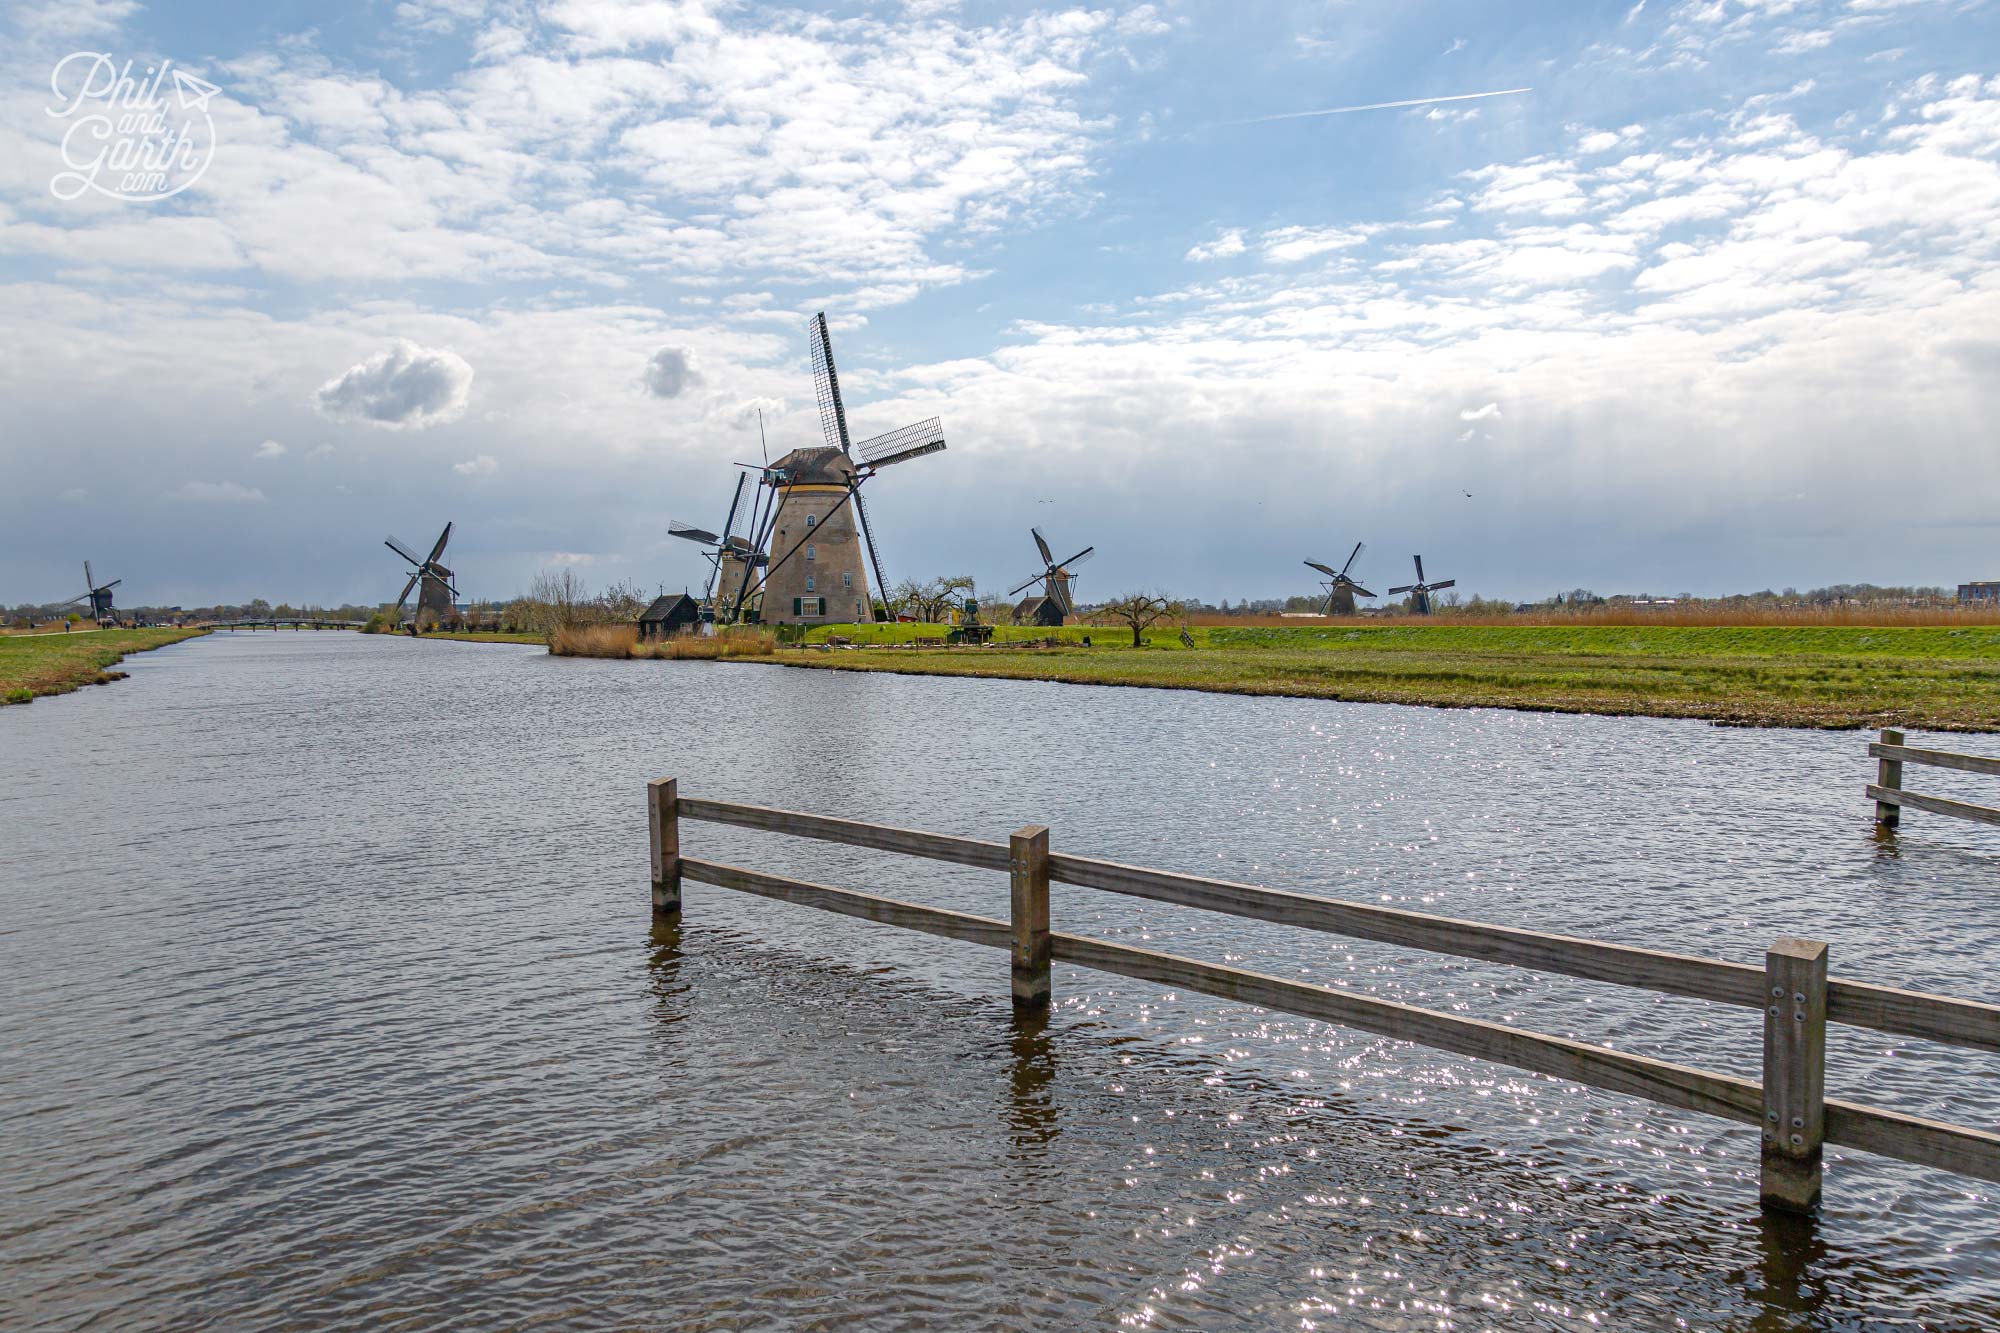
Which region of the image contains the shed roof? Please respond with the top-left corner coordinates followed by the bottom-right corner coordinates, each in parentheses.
top-left (640, 593), bottom-right (699, 622)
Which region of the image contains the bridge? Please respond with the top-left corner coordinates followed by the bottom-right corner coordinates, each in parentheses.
top-left (209, 619), bottom-right (366, 631)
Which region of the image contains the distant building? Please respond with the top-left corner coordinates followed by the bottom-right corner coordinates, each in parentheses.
top-left (638, 593), bottom-right (702, 641)
top-left (1959, 582), bottom-right (2000, 604)
top-left (1013, 595), bottom-right (1063, 627)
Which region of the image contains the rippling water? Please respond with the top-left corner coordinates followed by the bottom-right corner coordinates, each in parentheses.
top-left (2, 632), bottom-right (1996, 1330)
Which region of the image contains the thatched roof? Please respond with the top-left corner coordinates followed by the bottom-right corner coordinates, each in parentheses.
top-left (770, 446), bottom-right (857, 487)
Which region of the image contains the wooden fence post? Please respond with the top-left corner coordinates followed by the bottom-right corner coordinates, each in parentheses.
top-left (650, 778), bottom-right (681, 919)
top-left (1010, 825), bottom-right (1051, 1012)
top-left (1761, 937), bottom-right (1828, 1214)
top-left (1875, 728), bottom-right (1904, 831)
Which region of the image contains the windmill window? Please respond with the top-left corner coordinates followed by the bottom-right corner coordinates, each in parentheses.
top-left (805, 515), bottom-right (817, 529)
top-left (806, 545), bottom-right (816, 562)
top-left (806, 575), bottom-right (816, 592)
top-left (842, 572), bottom-right (852, 589)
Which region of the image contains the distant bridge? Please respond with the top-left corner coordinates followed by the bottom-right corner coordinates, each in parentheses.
top-left (209, 619), bottom-right (366, 631)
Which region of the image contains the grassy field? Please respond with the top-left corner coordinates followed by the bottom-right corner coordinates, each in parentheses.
top-left (0, 627), bottom-right (209, 705)
top-left (775, 621), bottom-right (2000, 730)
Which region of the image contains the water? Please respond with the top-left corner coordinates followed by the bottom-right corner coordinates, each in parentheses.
top-left (2, 631), bottom-right (1995, 1330)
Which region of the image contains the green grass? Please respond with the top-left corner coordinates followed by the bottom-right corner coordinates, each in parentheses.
top-left (0, 627), bottom-right (209, 706)
top-left (770, 622), bottom-right (2000, 730)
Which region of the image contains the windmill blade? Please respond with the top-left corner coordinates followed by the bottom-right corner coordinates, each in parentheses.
top-left (99, 579), bottom-right (122, 592)
top-left (1055, 546), bottom-right (1094, 570)
top-left (1428, 579), bottom-right (1456, 592)
top-left (1342, 541), bottom-right (1365, 576)
top-left (1413, 554), bottom-right (1425, 583)
top-left (385, 536), bottom-right (423, 566)
top-left (84, 561), bottom-right (94, 592)
top-left (1006, 572), bottom-right (1043, 597)
top-left (856, 417), bottom-right (945, 470)
top-left (807, 311), bottom-right (852, 456)
top-left (669, 520), bottom-right (722, 546)
top-left (396, 572), bottom-right (419, 610)
top-left (720, 472), bottom-right (747, 543)
top-left (1304, 560), bottom-right (1340, 579)
top-left (1032, 528), bottom-right (1055, 568)
top-left (426, 521), bottom-right (454, 565)
top-left (1387, 584), bottom-right (1417, 595)
top-left (1052, 579), bottom-right (1075, 618)
top-left (1349, 584), bottom-right (1376, 598)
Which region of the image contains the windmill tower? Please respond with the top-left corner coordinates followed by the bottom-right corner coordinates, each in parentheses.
top-left (747, 312), bottom-right (946, 625)
top-left (1305, 542), bottom-right (1374, 616)
top-left (71, 562), bottom-right (121, 623)
top-left (385, 522), bottom-right (458, 627)
top-left (1006, 527), bottom-right (1095, 625)
top-left (670, 472), bottom-right (765, 625)
top-left (1388, 554), bottom-right (1455, 615)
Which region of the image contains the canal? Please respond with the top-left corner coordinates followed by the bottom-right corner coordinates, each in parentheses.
top-left (2, 632), bottom-right (1994, 1328)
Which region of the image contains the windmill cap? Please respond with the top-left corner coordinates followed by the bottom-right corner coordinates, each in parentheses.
top-left (771, 445), bottom-right (856, 486)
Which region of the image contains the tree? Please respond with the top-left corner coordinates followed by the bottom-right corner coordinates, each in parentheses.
top-left (904, 575), bottom-right (975, 623)
top-left (1093, 592), bottom-right (1183, 647)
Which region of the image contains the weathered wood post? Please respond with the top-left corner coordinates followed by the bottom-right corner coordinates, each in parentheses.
top-left (649, 778), bottom-right (681, 919)
top-left (1010, 825), bottom-right (1052, 1012)
top-left (1874, 728), bottom-right (1904, 831)
top-left (1760, 936), bottom-right (1828, 1214)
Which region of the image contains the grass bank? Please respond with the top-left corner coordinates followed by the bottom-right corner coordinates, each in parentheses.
top-left (0, 627), bottom-right (209, 706)
top-left (775, 622), bottom-right (2000, 730)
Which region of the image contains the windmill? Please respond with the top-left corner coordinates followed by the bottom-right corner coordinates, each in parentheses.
top-left (669, 471), bottom-right (764, 623)
top-left (71, 561), bottom-right (121, 623)
top-left (1387, 554), bottom-right (1455, 615)
top-left (385, 522), bottom-right (458, 627)
top-left (1304, 542), bottom-right (1373, 616)
top-left (1006, 527), bottom-right (1094, 626)
top-left (733, 311), bottom-right (946, 625)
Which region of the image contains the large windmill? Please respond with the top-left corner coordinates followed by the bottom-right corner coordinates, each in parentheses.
top-left (1006, 527), bottom-right (1094, 626)
top-left (731, 312), bottom-right (947, 625)
top-left (385, 522), bottom-right (458, 627)
top-left (1387, 554), bottom-right (1455, 615)
top-left (71, 561), bottom-right (121, 623)
top-left (1305, 542), bottom-right (1373, 616)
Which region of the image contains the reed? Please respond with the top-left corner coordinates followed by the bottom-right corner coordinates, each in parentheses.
top-left (549, 624), bottom-right (640, 657)
top-left (549, 624), bottom-right (778, 660)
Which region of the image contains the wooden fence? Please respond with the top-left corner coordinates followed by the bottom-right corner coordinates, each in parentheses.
top-left (1869, 728), bottom-right (2000, 829)
top-left (646, 778), bottom-right (2000, 1216)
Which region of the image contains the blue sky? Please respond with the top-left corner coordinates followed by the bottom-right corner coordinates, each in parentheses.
top-left (3, 0), bottom-right (1998, 608)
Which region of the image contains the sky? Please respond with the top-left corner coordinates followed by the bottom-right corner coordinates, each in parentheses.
top-left (2, 0), bottom-right (1997, 609)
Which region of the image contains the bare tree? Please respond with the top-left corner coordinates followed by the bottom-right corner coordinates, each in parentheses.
top-left (526, 568), bottom-right (589, 639)
top-left (905, 575), bottom-right (976, 623)
top-left (1093, 592), bottom-right (1183, 647)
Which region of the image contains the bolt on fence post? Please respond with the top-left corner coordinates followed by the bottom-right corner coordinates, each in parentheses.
top-left (1875, 728), bottom-right (1904, 831)
top-left (650, 778), bottom-right (681, 920)
top-left (1010, 825), bottom-right (1051, 1012)
top-left (1760, 936), bottom-right (1828, 1214)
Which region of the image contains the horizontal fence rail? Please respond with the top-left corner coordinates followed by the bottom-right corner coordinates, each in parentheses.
top-left (652, 781), bottom-right (2000, 1214)
top-left (1870, 728), bottom-right (2000, 830)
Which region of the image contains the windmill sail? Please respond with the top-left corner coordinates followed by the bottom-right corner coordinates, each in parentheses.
top-left (808, 312), bottom-right (852, 456)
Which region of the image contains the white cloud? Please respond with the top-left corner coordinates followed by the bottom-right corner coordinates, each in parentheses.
top-left (1185, 229), bottom-right (1247, 262)
top-left (315, 340), bottom-right (474, 430)
top-left (452, 454), bottom-right (498, 476)
top-left (173, 481), bottom-right (267, 504)
top-left (307, 443), bottom-right (336, 459)
top-left (254, 439), bottom-right (287, 458)
top-left (1459, 402), bottom-right (1502, 421)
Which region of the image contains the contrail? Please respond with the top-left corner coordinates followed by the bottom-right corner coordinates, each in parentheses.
top-left (1234, 87), bottom-right (1532, 125)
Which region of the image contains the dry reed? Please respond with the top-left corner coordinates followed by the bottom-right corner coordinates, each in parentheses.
top-left (549, 623), bottom-right (777, 659)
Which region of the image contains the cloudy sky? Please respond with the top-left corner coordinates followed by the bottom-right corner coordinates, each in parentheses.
top-left (2, 0), bottom-right (1997, 608)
